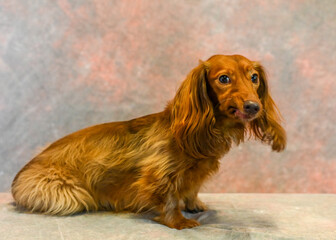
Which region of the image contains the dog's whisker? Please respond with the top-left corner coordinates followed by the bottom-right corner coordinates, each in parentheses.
top-left (215, 98), bottom-right (232, 109)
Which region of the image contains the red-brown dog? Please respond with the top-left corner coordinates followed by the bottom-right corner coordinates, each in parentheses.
top-left (12, 55), bottom-right (286, 229)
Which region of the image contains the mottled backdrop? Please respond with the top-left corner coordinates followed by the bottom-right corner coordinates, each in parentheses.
top-left (0, 0), bottom-right (335, 193)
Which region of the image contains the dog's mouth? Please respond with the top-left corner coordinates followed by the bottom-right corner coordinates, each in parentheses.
top-left (228, 106), bottom-right (256, 121)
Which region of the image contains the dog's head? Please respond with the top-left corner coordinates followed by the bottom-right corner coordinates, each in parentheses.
top-left (205, 55), bottom-right (264, 122)
top-left (171, 54), bottom-right (286, 154)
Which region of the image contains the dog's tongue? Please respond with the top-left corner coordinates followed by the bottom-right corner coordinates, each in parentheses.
top-left (234, 110), bottom-right (249, 120)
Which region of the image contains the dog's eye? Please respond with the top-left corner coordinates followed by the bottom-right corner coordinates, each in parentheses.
top-left (219, 75), bottom-right (231, 84)
top-left (251, 74), bottom-right (258, 84)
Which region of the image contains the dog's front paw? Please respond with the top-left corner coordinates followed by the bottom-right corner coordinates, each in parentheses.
top-left (175, 218), bottom-right (200, 229)
top-left (154, 216), bottom-right (200, 229)
top-left (185, 198), bottom-right (208, 213)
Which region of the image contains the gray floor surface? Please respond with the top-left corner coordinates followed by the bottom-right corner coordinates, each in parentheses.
top-left (1, 193), bottom-right (335, 240)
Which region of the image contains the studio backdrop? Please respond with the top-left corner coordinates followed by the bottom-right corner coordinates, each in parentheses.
top-left (0, 0), bottom-right (335, 193)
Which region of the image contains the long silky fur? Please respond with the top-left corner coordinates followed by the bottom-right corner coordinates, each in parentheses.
top-left (250, 63), bottom-right (286, 152)
top-left (12, 55), bottom-right (286, 229)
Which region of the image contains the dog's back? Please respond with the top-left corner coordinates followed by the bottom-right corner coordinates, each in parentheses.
top-left (11, 112), bottom-right (169, 215)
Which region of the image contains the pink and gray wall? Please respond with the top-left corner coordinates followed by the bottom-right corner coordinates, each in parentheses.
top-left (1, 0), bottom-right (335, 193)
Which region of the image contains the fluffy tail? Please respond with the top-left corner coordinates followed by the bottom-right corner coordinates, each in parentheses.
top-left (11, 161), bottom-right (98, 215)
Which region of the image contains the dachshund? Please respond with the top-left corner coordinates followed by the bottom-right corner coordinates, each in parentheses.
top-left (11, 54), bottom-right (286, 229)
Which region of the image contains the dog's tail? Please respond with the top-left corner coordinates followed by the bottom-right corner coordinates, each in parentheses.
top-left (11, 158), bottom-right (98, 215)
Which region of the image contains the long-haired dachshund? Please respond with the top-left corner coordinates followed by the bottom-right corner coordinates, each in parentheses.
top-left (12, 55), bottom-right (286, 229)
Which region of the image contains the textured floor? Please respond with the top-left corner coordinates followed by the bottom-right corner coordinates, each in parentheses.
top-left (1, 193), bottom-right (335, 240)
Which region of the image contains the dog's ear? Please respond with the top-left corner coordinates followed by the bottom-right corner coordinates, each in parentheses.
top-left (171, 61), bottom-right (216, 158)
top-left (250, 63), bottom-right (287, 152)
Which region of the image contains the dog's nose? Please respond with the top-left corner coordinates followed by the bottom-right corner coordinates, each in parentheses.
top-left (243, 101), bottom-right (260, 115)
